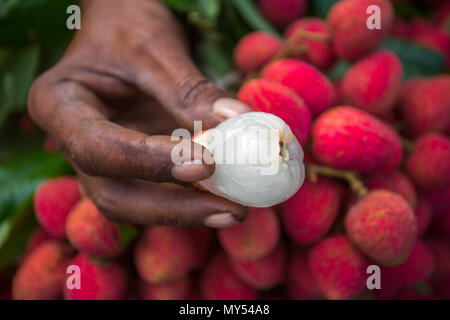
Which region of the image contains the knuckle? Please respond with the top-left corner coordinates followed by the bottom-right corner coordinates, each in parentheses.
top-left (174, 73), bottom-right (214, 110)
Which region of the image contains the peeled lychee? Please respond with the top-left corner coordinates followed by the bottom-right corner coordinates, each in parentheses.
top-left (237, 79), bottom-right (312, 144)
top-left (406, 133), bottom-right (450, 190)
top-left (34, 177), bottom-right (81, 238)
top-left (139, 276), bottom-right (191, 300)
top-left (230, 242), bottom-right (286, 290)
top-left (327, 0), bottom-right (394, 60)
top-left (64, 253), bottom-right (126, 300)
top-left (134, 226), bottom-right (194, 284)
top-left (345, 190), bottom-right (417, 266)
top-left (339, 50), bottom-right (403, 116)
top-left (233, 32), bottom-right (282, 75)
top-left (312, 106), bottom-right (403, 173)
top-left (258, 0), bottom-right (307, 27)
top-left (365, 170), bottom-right (418, 206)
top-left (66, 199), bottom-right (121, 258)
top-left (218, 207), bottom-right (279, 261)
top-left (309, 235), bottom-right (369, 300)
top-left (281, 177), bottom-right (344, 245)
top-left (285, 17), bottom-right (335, 70)
top-left (12, 241), bottom-right (72, 300)
top-left (399, 76), bottom-right (450, 136)
top-left (201, 253), bottom-right (257, 300)
top-left (262, 59), bottom-right (336, 117)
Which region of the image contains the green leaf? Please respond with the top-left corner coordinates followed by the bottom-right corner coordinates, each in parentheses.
top-left (118, 224), bottom-right (139, 249)
top-left (0, 151), bottom-right (72, 223)
top-left (196, 0), bottom-right (221, 22)
top-left (197, 35), bottom-right (233, 79)
top-left (162, 0), bottom-right (197, 12)
top-left (310, 0), bottom-right (338, 18)
top-left (379, 37), bottom-right (445, 79)
top-left (327, 60), bottom-right (351, 82)
top-left (229, 0), bottom-right (279, 36)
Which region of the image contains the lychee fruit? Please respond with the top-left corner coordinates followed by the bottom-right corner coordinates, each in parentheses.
top-left (309, 235), bottom-right (369, 300)
top-left (284, 17), bottom-right (335, 70)
top-left (233, 31), bottom-right (282, 75)
top-left (34, 177), bottom-right (81, 238)
top-left (426, 238), bottom-right (450, 283)
top-left (286, 248), bottom-right (322, 300)
top-left (262, 59), bottom-right (336, 117)
top-left (200, 253), bottom-right (257, 300)
top-left (237, 78), bottom-right (312, 144)
top-left (218, 207), bottom-right (280, 261)
top-left (431, 208), bottom-right (450, 237)
top-left (134, 226), bottom-right (194, 284)
top-left (281, 177), bottom-right (344, 245)
top-left (187, 228), bottom-right (215, 269)
top-left (230, 242), bottom-right (286, 290)
top-left (345, 190), bottom-right (417, 266)
top-left (406, 133), bottom-right (450, 190)
top-left (312, 106), bottom-right (403, 173)
top-left (12, 241), bottom-right (72, 300)
top-left (327, 0), bottom-right (394, 60)
top-left (365, 170), bottom-right (418, 207)
top-left (258, 0), bottom-right (307, 27)
top-left (139, 275), bottom-right (191, 300)
top-left (66, 199), bottom-right (121, 258)
top-left (399, 76), bottom-right (450, 136)
top-left (377, 241), bottom-right (435, 298)
top-left (414, 197), bottom-right (433, 236)
top-left (25, 228), bottom-right (53, 255)
top-left (64, 253), bottom-right (126, 300)
top-left (339, 50), bottom-right (403, 116)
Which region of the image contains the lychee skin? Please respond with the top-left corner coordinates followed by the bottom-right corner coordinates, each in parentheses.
top-left (309, 235), bottom-right (369, 300)
top-left (285, 17), bottom-right (335, 70)
top-left (406, 133), bottom-right (450, 190)
top-left (286, 248), bottom-right (322, 300)
top-left (312, 106), bottom-right (403, 173)
top-left (432, 208), bottom-right (450, 237)
top-left (25, 228), bottom-right (53, 254)
top-left (426, 238), bottom-right (450, 283)
top-left (64, 253), bottom-right (126, 300)
top-left (187, 228), bottom-right (215, 269)
top-left (340, 50), bottom-right (403, 116)
top-left (377, 241), bottom-right (435, 298)
top-left (281, 177), bottom-right (344, 245)
top-left (139, 276), bottom-right (191, 300)
top-left (365, 170), bottom-right (418, 207)
top-left (327, 0), bottom-right (394, 60)
top-left (237, 79), bottom-right (312, 144)
top-left (258, 0), bottom-right (307, 27)
top-left (134, 226), bottom-right (194, 284)
top-left (34, 177), bottom-right (81, 238)
top-left (201, 254), bottom-right (257, 300)
top-left (233, 31), bottom-right (282, 75)
top-left (346, 190), bottom-right (417, 267)
top-left (399, 76), bottom-right (450, 136)
top-left (230, 242), bottom-right (286, 290)
top-left (12, 241), bottom-right (72, 300)
top-left (218, 207), bottom-right (279, 261)
top-left (262, 59), bottom-right (336, 117)
top-left (66, 199), bottom-right (121, 258)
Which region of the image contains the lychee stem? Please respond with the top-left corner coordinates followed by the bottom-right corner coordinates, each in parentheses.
top-left (400, 137), bottom-right (414, 153)
top-left (307, 164), bottom-right (368, 197)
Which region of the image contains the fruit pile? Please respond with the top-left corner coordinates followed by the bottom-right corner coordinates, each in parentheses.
top-left (3, 0), bottom-right (450, 300)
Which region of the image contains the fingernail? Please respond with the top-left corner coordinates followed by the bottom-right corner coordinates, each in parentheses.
top-left (172, 161), bottom-right (212, 182)
top-left (204, 213), bottom-right (240, 228)
top-left (213, 98), bottom-right (252, 119)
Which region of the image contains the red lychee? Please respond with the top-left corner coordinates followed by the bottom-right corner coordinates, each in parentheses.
top-left (139, 276), bottom-right (191, 300)
top-left (258, 0), bottom-right (307, 27)
top-left (312, 106), bottom-right (403, 173)
top-left (281, 177), bottom-right (344, 245)
top-left (262, 59), bottom-right (336, 117)
top-left (237, 78), bottom-right (312, 144)
top-left (34, 177), bottom-right (81, 238)
top-left (218, 207), bottom-right (280, 261)
top-left (345, 190), bottom-right (417, 266)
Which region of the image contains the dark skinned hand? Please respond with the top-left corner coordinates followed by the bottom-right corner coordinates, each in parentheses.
top-left (28, 0), bottom-right (251, 228)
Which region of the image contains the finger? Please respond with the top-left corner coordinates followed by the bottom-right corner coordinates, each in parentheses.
top-left (28, 73), bottom-right (213, 183)
top-left (77, 170), bottom-right (248, 228)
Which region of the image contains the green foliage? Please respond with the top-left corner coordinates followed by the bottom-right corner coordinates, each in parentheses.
top-left (379, 37), bottom-right (446, 79)
top-left (310, 0), bottom-right (338, 18)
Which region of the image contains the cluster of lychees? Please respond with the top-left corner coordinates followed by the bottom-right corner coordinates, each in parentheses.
top-left (3, 0), bottom-right (450, 300)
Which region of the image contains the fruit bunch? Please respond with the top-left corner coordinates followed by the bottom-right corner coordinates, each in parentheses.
top-left (2, 0), bottom-right (450, 300)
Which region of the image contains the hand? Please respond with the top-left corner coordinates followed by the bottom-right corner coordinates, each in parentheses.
top-left (28, 0), bottom-right (250, 228)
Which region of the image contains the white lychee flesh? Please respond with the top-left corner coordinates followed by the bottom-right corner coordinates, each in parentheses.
top-left (194, 112), bottom-right (305, 207)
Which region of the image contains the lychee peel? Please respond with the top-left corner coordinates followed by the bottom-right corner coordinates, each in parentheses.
top-left (258, 0), bottom-right (307, 27)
